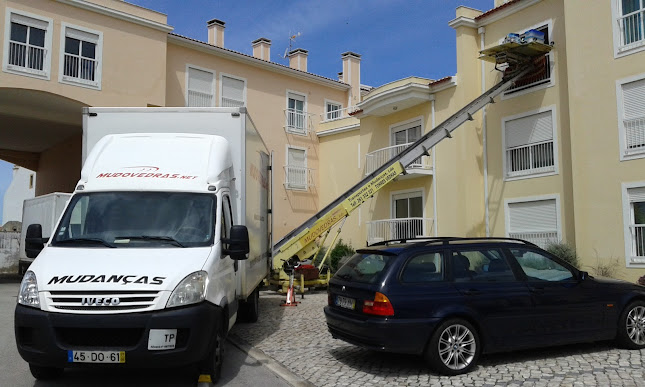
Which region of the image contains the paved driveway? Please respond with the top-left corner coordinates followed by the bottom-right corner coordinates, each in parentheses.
top-left (230, 290), bottom-right (645, 387)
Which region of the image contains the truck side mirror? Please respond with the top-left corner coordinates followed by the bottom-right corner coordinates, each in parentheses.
top-left (25, 224), bottom-right (46, 258)
top-left (223, 225), bottom-right (250, 260)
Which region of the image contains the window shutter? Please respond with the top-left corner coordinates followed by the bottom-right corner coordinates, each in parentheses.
top-left (221, 76), bottom-right (244, 106)
top-left (188, 68), bottom-right (213, 93)
top-left (508, 199), bottom-right (557, 232)
top-left (623, 78), bottom-right (645, 120)
top-left (287, 148), bottom-right (305, 167)
top-left (628, 187), bottom-right (645, 202)
top-left (11, 14), bottom-right (48, 30)
top-left (505, 111), bottom-right (553, 148)
top-left (65, 28), bottom-right (98, 44)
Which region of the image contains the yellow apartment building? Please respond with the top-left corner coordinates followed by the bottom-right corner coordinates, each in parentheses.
top-left (2, 0), bottom-right (645, 282)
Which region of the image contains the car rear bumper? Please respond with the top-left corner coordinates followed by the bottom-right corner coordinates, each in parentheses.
top-left (324, 306), bottom-right (440, 355)
top-left (14, 302), bottom-right (222, 369)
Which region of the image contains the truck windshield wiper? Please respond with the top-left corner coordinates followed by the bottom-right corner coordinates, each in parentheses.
top-left (55, 238), bottom-right (116, 248)
top-left (115, 235), bottom-right (185, 247)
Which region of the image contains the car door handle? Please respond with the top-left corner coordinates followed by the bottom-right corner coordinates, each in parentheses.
top-left (463, 289), bottom-right (481, 296)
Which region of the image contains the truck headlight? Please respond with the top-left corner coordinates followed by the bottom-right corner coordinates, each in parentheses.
top-left (166, 271), bottom-right (208, 308)
top-left (18, 271), bottom-right (40, 308)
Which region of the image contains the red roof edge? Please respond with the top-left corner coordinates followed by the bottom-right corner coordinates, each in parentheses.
top-left (428, 76), bottom-right (452, 87)
top-left (474, 0), bottom-right (523, 21)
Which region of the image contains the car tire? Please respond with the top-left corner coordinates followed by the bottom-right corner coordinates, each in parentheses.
top-left (199, 318), bottom-right (225, 384)
top-left (29, 364), bottom-right (63, 380)
top-left (424, 318), bottom-right (480, 376)
top-left (616, 300), bottom-right (645, 349)
top-left (238, 288), bottom-right (259, 323)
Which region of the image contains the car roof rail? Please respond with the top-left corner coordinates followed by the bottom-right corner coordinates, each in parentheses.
top-left (366, 236), bottom-right (538, 248)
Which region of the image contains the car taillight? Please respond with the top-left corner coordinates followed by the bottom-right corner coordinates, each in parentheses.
top-left (362, 292), bottom-right (394, 316)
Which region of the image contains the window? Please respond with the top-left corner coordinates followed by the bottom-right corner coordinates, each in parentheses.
top-left (504, 24), bottom-right (553, 96)
top-left (60, 24), bottom-right (102, 89)
top-left (325, 101), bottom-right (342, 120)
top-left (3, 10), bottom-right (52, 79)
top-left (334, 253), bottom-right (394, 284)
top-left (401, 252), bottom-right (443, 283)
top-left (391, 119), bottom-right (423, 167)
top-left (624, 185), bottom-right (645, 265)
top-left (504, 109), bottom-right (556, 179)
top-left (613, 0), bottom-right (645, 55)
top-left (392, 191), bottom-right (424, 240)
top-left (509, 248), bottom-right (574, 282)
top-left (220, 74), bottom-right (245, 107)
top-left (285, 147), bottom-right (308, 190)
top-left (286, 92), bottom-right (307, 135)
top-left (451, 249), bottom-right (515, 282)
top-left (618, 76), bottom-right (645, 159)
top-left (506, 198), bottom-right (559, 249)
top-left (187, 66), bottom-right (215, 107)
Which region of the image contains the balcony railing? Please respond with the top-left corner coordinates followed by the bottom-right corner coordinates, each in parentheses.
top-left (508, 231), bottom-right (558, 249)
top-left (221, 97), bottom-right (244, 108)
top-left (629, 225), bottom-right (645, 261)
top-left (367, 217), bottom-right (434, 245)
top-left (63, 53), bottom-right (97, 83)
top-left (320, 106), bottom-right (359, 122)
top-left (285, 109), bottom-right (313, 135)
top-left (618, 10), bottom-right (645, 50)
top-left (364, 142), bottom-right (432, 176)
top-left (625, 117), bottom-right (645, 154)
top-left (284, 166), bottom-right (314, 190)
top-left (8, 41), bottom-right (46, 73)
top-left (187, 90), bottom-right (214, 107)
top-left (507, 140), bottom-right (555, 178)
top-left (505, 53), bottom-right (551, 94)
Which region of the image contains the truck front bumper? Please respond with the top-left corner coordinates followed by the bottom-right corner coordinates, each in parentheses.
top-left (14, 302), bottom-right (222, 369)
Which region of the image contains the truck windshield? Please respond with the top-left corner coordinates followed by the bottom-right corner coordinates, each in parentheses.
top-left (51, 192), bottom-right (215, 248)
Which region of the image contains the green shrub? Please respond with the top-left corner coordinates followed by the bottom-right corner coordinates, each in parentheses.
top-left (329, 239), bottom-right (355, 272)
top-left (545, 242), bottom-right (579, 268)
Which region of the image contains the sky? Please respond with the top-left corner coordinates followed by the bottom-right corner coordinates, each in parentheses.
top-left (0, 0), bottom-right (496, 223)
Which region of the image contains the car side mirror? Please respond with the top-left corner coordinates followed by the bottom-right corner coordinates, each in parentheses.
top-left (579, 271), bottom-right (589, 281)
top-left (222, 225), bottom-right (249, 260)
top-left (25, 224), bottom-right (47, 258)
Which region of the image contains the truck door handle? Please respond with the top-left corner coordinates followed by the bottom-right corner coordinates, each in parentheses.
top-left (463, 289), bottom-right (481, 296)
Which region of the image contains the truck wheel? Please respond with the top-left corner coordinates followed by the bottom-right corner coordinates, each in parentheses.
top-left (29, 364), bottom-right (63, 380)
top-left (199, 320), bottom-right (225, 384)
top-left (239, 288), bottom-right (259, 323)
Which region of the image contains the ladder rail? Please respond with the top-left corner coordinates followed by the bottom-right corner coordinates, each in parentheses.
top-left (273, 64), bottom-right (537, 255)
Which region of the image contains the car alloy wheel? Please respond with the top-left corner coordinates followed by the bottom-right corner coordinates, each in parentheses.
top-left (426, 318), bottom-right (480, 375)
top-left (626, 305), bottom-right (645, 346)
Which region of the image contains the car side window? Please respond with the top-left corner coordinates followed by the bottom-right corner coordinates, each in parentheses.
top-left (451, 248), bottom-right (515, 282)
top-left (401, 252), bottom-right (443, 283)
top-left (510, 248), bottom-right (574, 282)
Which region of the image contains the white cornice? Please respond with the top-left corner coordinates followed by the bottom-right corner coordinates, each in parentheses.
top-left (316, 123), bottom-right (360, 137)
top-left (448, 16), bottom-right (478, 29)
top-left (356, 83), bottom-right (434, 117)
top-left (55, 0), bottom-right (173, 32)
top-left (448, 0), bottom-right (543, 29)
top-left (168, 35), bottom-right (350, 90)
top-left (429, 76), bottom-right (458, 93)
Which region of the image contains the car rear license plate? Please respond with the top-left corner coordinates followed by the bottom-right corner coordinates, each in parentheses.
top-left (68, 350), bottom-right (125, 363)
top-left (336, 295), bottom-right (355, 310)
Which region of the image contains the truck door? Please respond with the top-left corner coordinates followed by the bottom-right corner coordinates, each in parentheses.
top-left (220, 193), bottom-right (238, 318)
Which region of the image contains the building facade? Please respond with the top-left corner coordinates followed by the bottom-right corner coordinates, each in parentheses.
top-left (2, 165), bottom-right (35, 225)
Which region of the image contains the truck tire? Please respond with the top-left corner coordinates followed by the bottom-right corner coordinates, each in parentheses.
top-left (238, 288), bottom-right (259, 323)
top-left (199, 319), bottom-right (225, 384)
top-left (29, 364), bottom-right (63, 380)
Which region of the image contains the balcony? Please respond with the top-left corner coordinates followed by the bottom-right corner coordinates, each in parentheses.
top-left (285, 109), bottom-right (314, 136)
top-left (367, 217), bottom-right (434, 245)
top-left (319, 106), bottom-right (360, 122)
top-left (284, 165), bottom-right (314, 191)
top-left (506, 140), bottom-right (555, 178)
top-left (364, 142), bottom-right (433, 176)
top-left (508, 231), bottom-right (558, 249)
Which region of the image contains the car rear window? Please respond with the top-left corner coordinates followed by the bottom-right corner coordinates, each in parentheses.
top-left (335, 253), bottom-right (394, 284)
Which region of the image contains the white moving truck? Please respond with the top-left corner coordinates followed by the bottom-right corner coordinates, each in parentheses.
top-left (18, 193), bottom-right (72, 275)
top-left (15, 107), bottom-right (271, 384)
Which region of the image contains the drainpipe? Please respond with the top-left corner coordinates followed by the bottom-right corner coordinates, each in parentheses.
top-left (432, 99), bottom-right (438, 237)
top-left (479, 26), bottom-right (490, 237)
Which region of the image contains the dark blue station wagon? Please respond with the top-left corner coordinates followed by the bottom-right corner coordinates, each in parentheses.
top-left (324, 238), bottom-right (645, 375)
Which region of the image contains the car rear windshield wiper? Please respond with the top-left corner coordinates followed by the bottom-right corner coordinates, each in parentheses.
top-left (115, 235), bottom-right (185, 247)
top-left (55, 238), bottom-right (116, 248)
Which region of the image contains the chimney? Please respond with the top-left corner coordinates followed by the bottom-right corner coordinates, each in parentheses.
top-left (207, 19), bottom-right (225, 47)
top-left (252, 38), bottom-right (271, 61)
top-left (338, 71), bottom-right (343, 81)
top-left (287, 48), bottom-right (308, 72)
top-left (341, 52), bottom-right (361, 107)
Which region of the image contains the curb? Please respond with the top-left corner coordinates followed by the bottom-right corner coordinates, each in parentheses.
top-left (227, 334), bottom-right (316, 387)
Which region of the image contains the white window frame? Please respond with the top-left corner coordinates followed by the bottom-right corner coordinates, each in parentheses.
top-left (504, 194), bottom-right (562, 248)
top-left (285, 90), bottom-right (308, 135)
top-left (622, 181), bottom-right (645, 267)
top-left (616, 72), bottom-right (645, 161)
top-left (2, 8), bottom-right (53, 80)
top-left (612, 0), bottom-right (645, 58)
top-left (323, 99), bottom-right (343, 121)
top-left (502, 106), bottom-right (558, 181)
top-left (501, 20), bottom-right (555, 100)
top-left (390, 188), bottom-right (425, 219)
top-left (185, 64), bottom-right (216, 107)
top-left (389, 116), bottom-right (424, 146)
top-left (58, 22), bottom-right (103, 90)
top-left (219, 72), bottom-right (246, 107)
top-left (285, 145), bottom-right (308, 191)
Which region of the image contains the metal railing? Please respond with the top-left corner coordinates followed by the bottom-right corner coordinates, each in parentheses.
top-left (221, 97), bottom-right (244, 108)
top-left (367, 217), bottom-right (433, 245)
top-left (630, 225), bottom-right (645, 258)
top-left (285, 109), bottom-right (312, 135)
top-left (508, 231), bottom-right (558, 249)
top-left (507, 140), bottom-right (554, 178)
top-left (625, 117), bottom-right (645, 153)
top-left (365, 142), bottom-right (432, 176)
top-left (505, 53), bottom-right (551, 94)
top-left (284, 166), bottom-right (314, 190)
top-left (63, 54), bottom-right (97, 82)
top-left (187, 90), bottom-right (214, 107)
top-left (618, 10), bottom-right (645, 49)
top-left (320, 106), bottom-right (359, 122)
top-left (8, 41), bottom-right (45, 72)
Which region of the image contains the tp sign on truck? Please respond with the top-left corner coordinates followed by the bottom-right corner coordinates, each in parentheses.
top-left (14, 107), bottom-right (271, 384)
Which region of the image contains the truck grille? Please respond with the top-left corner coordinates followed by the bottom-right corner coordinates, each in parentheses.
top-left (56, 328), bottom-right (144, 348)
top-left (46, 290), bottom-right (160, 313)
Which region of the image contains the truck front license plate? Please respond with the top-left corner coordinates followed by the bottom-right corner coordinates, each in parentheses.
top-left (335, 295), bottom-right (355, 310)
top-left (68, 350), bottom-right (125, 363)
